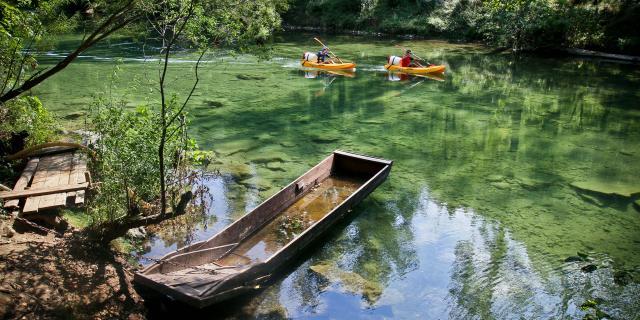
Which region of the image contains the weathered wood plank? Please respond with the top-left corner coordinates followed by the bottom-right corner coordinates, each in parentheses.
top-left (72, 153), bottom-right (88, 205)
top-left (4, 158), bottom-right (39, 209)
top-left (0, 183), bottom-right (90, 201)
top-left (37, 153), bottom-right (72, 210)
top-left (23, 155), bottom-right (55, 213)
top-left (54, 153), bottom-right (75, 207)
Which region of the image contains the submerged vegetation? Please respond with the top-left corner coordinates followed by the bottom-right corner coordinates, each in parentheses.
top-left (0, 0), bottom-right (639, 319)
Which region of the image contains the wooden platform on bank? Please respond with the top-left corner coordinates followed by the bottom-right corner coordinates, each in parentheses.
top-left (1, 151), bottom-right (89, 214)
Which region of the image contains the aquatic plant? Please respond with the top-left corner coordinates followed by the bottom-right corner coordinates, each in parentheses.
top-left (276, 212), bottom-right (310, 242)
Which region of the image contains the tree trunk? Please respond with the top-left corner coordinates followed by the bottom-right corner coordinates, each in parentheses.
top-left (87, 191), bottom-right (192, 244)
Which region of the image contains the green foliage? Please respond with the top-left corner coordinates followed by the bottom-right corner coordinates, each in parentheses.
top-left (0, 95), bottom-right (56, 146)
top-left (61, 208), bottom-right (91, 229)
top-left (88, 96), bottom-right (189, 224)
top-left (580, 299), bottom-right (612, 320)
top-left (284, 0), bottom-right (640, 54)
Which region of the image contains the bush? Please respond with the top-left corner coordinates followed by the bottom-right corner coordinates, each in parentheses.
top-left (87, 95), bottom-right (198, 225)
top-left (0, 96), bottom-right (56, 147)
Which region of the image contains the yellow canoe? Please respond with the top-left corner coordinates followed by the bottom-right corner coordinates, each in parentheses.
top-left (384, 64), bottom-right (446, 74)
top-left (302, 60), bottom-right (356, 70)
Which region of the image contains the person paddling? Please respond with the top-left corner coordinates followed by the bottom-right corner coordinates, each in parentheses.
top-left (317, 47), bottom-right (331, 64)
top-left (401, 49), bottom-right (433, 67)
top-left (401, 49), bottom-right (414, 67)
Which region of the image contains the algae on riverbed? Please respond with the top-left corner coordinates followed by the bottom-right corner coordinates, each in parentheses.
top-left (33, 33), bottom-right (640, 318)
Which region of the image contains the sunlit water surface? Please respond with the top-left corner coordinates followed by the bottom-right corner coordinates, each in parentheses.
top-left (33, 33), bottom-right (640, 319)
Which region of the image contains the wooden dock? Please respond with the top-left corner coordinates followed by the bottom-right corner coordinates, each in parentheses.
top-left (1, 151), bottom-right (89, 214)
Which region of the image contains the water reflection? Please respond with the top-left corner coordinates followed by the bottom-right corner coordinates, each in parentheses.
top-left (387, 71), bottom-right (445, 82)
top-left (32, 33), bottom-right (640, 318)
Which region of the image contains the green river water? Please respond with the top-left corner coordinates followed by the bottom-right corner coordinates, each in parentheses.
top-left (33, 33), bottom-right (640, 319)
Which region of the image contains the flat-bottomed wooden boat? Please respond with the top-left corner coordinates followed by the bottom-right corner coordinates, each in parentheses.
top-left (134, 150), bottom-right (392, 308)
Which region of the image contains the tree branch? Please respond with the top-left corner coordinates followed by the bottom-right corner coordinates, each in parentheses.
top-left (0, 0), bottom-right (139, 103)
top-left (166, 48), bottom-right (206, 132)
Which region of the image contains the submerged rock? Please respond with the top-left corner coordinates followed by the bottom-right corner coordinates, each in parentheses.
top-left (564, 256), bottom-right (584, 263)
top-left (310, 137), bottom-right (340, 144)
top-left (490, 181), bottom-right (513, 190)
top-left (634, 199), bottom-right (640, 213)
top-left (204, 100), bottom-right (224, 108)
top-left (581, 264), bottom-right (598, 273)
top-left (309, 263), bottom-right (382, 304)
top-left (126, 227), bottom-right (147, 239)
top-left (356, 119), bottom-right (385, 125)
top-left (614, 270), bottom-right (633, 286)
top-left (236, 74), bottom-right (266, 80)
top-left (485, 175), bottom-right (505, 182)
top-left (570, 180), bottom-right (640, 199)
top-left (63, 112), bottom-right (85, 120)
top-left (565, 252), bottom-right (594, 263)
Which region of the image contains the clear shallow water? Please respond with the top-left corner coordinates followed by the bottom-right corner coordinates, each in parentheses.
top-left (33, 33), bottom-right (640, 318)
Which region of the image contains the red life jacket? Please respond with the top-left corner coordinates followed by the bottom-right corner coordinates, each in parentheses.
top-left (401, 56), bottom-right (412, 67)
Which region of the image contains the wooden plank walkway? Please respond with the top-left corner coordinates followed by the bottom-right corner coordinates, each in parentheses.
top-left (1, 151), bottom-right (88, 214)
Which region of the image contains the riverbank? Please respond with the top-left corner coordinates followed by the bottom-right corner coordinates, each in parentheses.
top-left (284, 26), bottom-right (640, 63)
top-left (0, 218), bottom-right (145, 319)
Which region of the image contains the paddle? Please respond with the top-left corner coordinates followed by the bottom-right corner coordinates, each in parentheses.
top-left (394, 44), bottom-right (430, 67)
top-left (314, 37), bottom-right (344, 64)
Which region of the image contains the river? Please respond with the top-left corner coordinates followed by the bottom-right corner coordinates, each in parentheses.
top-left (33, 33), bottom-right (640, 318)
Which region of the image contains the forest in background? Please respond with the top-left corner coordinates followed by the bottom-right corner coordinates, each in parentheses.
top-left (283, 0), bottom-right (640, 55)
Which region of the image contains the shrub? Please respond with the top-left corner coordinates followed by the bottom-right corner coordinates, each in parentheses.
top-left (0, 96), bottom-right (56, 147)
top-left (87, 95), bottom-right (201, 225)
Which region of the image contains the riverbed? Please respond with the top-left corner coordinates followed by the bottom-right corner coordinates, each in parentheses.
top-left (33, 33), bottom-right (640, 318)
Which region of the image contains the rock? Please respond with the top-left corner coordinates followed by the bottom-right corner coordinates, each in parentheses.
top-left (310, 137), bottom-right (340, 144)
top-left (564, 256), bottom-right (583, 263)
top-left (309, 263), bottom-right (382, 304)
top-left (490, 181), bottom-right (512, 190)
top-left (236, 74), bottom-right (266, 80)
top-left (128, 313), bottom-right (145, 320)
top-left (634, 199), bottom-right (640, 213)
top-left (570, 180), bottom-right (640, 199)
top-left (577, 252), bottom-right (589, 260)
top-left (356, 119), bottom-right (385, 125)
top-left (63, 112), bottom-right (84, 120)
top-left (250, 156), bottom-right (286, 165)
top-left (486, 175), bottom-right (505, 182)
top-left (581, 264), bottom-right (597, 273)
top-left (71, 129), bottom-right (99, 145)
top-left (2, 224), bottom-right (15, 238)
top-left (0, 292), bottom-right (12, 318)
top-left (204, 100), bottom-right (224, 108)
top-left (614, 270), bottom-right (633, 286)
top-left (577, 193), bottom-right (606, 207)
top-left (127, 227), bottom-right (147, 239)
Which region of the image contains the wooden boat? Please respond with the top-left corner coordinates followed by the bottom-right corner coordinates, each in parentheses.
top-left (134, 150), bottom-right (392, 308)
top-left (384, 64), bottom-right (446, 74)
top-left (301, 60), bottom-right (356, 70)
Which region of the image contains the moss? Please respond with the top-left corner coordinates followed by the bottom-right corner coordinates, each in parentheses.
top-left (570, 180), bottom-right (640, 198)
top-left (61, 208), bottom-right (91, 229)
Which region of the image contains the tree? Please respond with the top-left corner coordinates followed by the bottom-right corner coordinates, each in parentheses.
top-left (84, 0), bottom-right (288, 243)
top-left (1, 0), bottom-right (289, 243)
